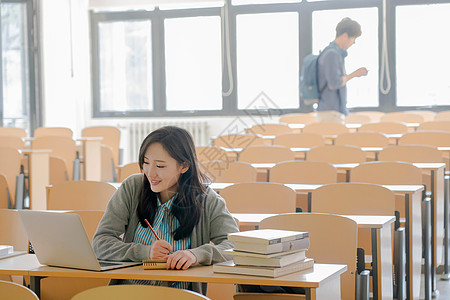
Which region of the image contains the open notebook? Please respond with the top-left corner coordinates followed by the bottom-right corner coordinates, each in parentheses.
top-left (18, 210), bottom-right (140, 271)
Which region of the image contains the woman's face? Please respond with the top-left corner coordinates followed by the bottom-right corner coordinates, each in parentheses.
top-left (142, 142), bottom-right (189, 202)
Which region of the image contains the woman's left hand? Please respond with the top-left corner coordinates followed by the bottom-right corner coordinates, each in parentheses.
top-left (166, 250), bottom-right (197, 270)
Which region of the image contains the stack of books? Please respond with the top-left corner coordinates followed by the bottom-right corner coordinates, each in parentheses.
top-left (213, 229), bottom-right (313, 277)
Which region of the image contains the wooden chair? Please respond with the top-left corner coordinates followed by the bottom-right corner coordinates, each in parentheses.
top-left (72, 285), bottom-right (210, 300)
top-left (434, 111), bottom-right (450, 121)
top-left (220, 182), bottom-right (296, 213)
top-left (0, 136), bottom-right (25, 151)
top-left (200, 161), bottom-right (257, 183)
top-left (381, 112), bottom-right (424, 124)
top-left (246, 124), bottom-right (293, 136)
top-left (46, 181), bottom-right (116, 210)
top-left (82, 126), bottom-right (121, 167)
top-left (0, 147), bottom-right (21, 204)
top-left (335, 132), bottom-right (389, 148)
top-left (345, 113), bottom-right (371, 124)
top-left (0, 209), bottom-right (29, 283)
top-left (0, 127), bottom-right (27, 138)
top-left (49, 156), bottom-right (69, 185)
top-left (238, 145), bottom-right (295, 164)
top-left (399, 131), bottom-right (450, 147)
top-left (359, 121), bottom-right (408, 135)
top-left (32, 136), bottom-right (77, 180)
top-left (34, 127), bottom-right (73, 138)
top-left (351, 161), bottom-right (423, 186)
top-left (212, 134), bottom-right (265, 149)
top-left (117, 162), bottom-right (141, 182)
top-left (404, 110), bottom-right (436, 122)
top-left (378, 145), bottom-right (443, 163)
top-left (0, 174), bottom-right (11, 209)
top-left (273, 133), bottom-right (325, 160)
top-left (40, 210), bottom-right (108, 300)
top-left (196, 146), bottom-right (230, 163)
top-left (307, 145), bottom-right (366, 164)
top-left (269, 161), bottom-right (337, 211)
top-left (302, 122), bottom-right (349, 136)
top-left (100, 145), bottom-right (117, 182)
top-left (0, 280), bottom-right (38, 300)
top-left (279, 113), bottom-right (317, 124)
top-left (259, 213), bottom-right (358, 300)
top-left (354, 111), bottom-right (385, 122)
top-left (418, 121), bottom-right (450, 132)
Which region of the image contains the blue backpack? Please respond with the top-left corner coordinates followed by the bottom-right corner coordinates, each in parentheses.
top-left (299, 50), bottom-right (326, 105)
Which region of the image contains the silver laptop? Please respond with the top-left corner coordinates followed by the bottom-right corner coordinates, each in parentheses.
top-left (18, 210), bottom-right (140, 271)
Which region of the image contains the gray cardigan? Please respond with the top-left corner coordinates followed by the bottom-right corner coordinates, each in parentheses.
top-left (92, 174), bottom-right (239, 294)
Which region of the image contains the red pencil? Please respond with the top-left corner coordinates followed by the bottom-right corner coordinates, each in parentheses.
top-left (144, 219), bottom-right (160, 240)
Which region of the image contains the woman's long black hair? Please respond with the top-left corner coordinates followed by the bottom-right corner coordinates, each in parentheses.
top-left (136, 126), bottom-right (209, 240)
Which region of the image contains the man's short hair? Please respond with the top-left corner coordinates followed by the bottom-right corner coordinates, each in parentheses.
top-left (336, 17), bottom-right (362, 38)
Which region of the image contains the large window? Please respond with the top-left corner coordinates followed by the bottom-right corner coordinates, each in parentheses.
top-left (236, 12), bottom-right (299, 109)
top-left (1, 1), bottom-right (31, 129)
top-left (312, 7), bottom-right (379, 108)
top-left (396, 3), bottom-right (450, 107)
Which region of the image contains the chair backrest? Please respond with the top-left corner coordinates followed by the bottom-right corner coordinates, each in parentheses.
top-left (212, 134), bottom-right (265, 148)
top-left (117, 162), bottom-right (141, 182)
top-left (359, 121), bottom-right (408, 135)
top-left (0, 127), bottom-right (27, 138)
top-left (270, 160), bottom-right (337, 184)
top-left (46, 181), bottom-right (117, 210)
top-left (351, 161), bottom-right (423, 185)
top-left (260, 213), bottom-right (357, 300)
top-left (312, 182), bottom-right (395, 215)
top-left (399, 131), bottom-right (450, 147)
top-left (67, 210), bottom-right (104, 242)
top-left (354, 111), bottom-right (385, 122)
top-left (381, 112), bottom-right (424, 123)
top-left (196, 147), bottom-right (230, 163)
top-left (238, 145), bottom-right (295, 163)
top-left (200, 161), bottom-right (257, 183)
top-left (378, 145), bottom-right (443, 163)
top-left (279, 113), bottom-right (317, 124)
top-left (101, 145), bottom-right (115, 182)
top-left (335, 132), bottom-right (389, 147)
top-left (434, 111), bottom-right (450, 121)
top-left (302, 122), bottom-right (349, 136)
top-left (34, 127), bottom-right (73, 138)
top-left (32, 136), bottom-right (77, 180)
top-left (246, 124), bottom-right (293, 136)
top-left (307, 145), bottom-right (366, 164)
top-left (0, 209), bottom-right (29, 251)
top-left (0, 147), bottom-right (21, 203)
top-left (82, 126), bottom-right (121, 167)
top-left (345, 113), bottom-right (371, 124)
top-left (0, 174), bottom-right (10, 209)
top-left (273, 133), bottom-right (325, 148)
top-left (0, 280), bottom-right (39, 300)
top-left (49, 156), bottom-right (69, 185)
top-left (418, 121), bottom-right (450, 132)
top-left (220, 182), bottom-right (296, 213)
top-left (404, 110), bottom-right (436, 122)
top-left (72, 285), bottom-right (210, 300)
top-left (0, 136), bottom-right (25, 151)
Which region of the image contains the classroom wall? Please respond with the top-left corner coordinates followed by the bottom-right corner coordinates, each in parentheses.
top-left (39, 1), bottom-right (281, 164)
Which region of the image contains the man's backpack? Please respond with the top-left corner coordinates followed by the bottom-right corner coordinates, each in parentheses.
top-left (299, 51), bottom-right (325, 106)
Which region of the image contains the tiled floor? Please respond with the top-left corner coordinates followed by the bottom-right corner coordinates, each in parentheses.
top-left (419, 273), bottom-right (450, 299)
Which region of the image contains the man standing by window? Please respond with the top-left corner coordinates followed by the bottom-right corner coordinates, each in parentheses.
top-left (317, 17), bottom-right (368, 123)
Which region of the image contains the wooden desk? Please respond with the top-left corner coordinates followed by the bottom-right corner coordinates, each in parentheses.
top-left (20, 149), bottom-right (51, 210)
top-left (231, 213), bottom-right (394, 300)
top-left (77, 137), bottom-right (102, 181)
top-left (12, 254), bottom-right (346, 300)
top-left (0, 254), bottom-right (42, 277)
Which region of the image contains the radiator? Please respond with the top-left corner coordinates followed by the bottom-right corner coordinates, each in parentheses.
top-left (128, 121), bottom-right (210, 162)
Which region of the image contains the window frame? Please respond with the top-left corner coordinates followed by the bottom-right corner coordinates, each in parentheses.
top-left (90, 0), bottom-right (450, 118)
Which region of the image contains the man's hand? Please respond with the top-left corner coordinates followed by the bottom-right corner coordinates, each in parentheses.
top-left (166, 250), bottom-right (197, 270)
top-left (150, 240), bottom-right (172, 259)
top-left (353, 67), bottom-right (368, 77)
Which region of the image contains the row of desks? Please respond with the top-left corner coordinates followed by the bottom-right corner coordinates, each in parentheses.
top-left (0, 254), bottom-right (346, 300)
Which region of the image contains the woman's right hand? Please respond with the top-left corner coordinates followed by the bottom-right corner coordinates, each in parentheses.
top-left (150, 240), bottom-right (172, 259)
